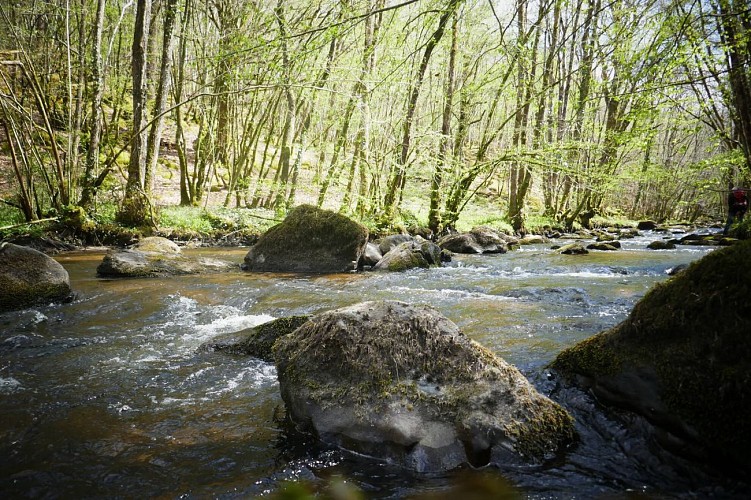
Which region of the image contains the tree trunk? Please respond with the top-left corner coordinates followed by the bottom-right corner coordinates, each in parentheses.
top-left (273, 0), bottom-right (296, 213)
top-left (383, 0), bottom-right (463, 216)
top-left (175, 0), bottom-right (192, 205)
top-left (145, 0), bottom-right (178, 195)
top-left (117, 0), bottom-right (153, 227)
top-left (507, 0), bottom-right (544, 233)
top-left (79, 0), bottom-right (106, 208)
top-left (428, 12), bottom-right (458, 234)
top-left (716, 0), bottom-right (751, 173)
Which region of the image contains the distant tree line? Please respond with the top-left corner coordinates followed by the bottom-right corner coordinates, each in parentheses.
top-left (0, 0), bottom-right (749, 232)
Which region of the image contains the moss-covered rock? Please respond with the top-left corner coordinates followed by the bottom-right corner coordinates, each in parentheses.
top-left (551, 239), bottom-right (751, 469)
top-left (0, 243), bottom-right (73, 312)
top-left (519, 235), bottom-right (547, 245)
top-left (243, 205), bottom-right (368, 273)
top-left (647, 240), bottom-right (676, 250)
top-left (274, 300), bottom-right (576, 472)
top-left (557, 242), bottom-right (588, 255)
top-left (586, 241), bottom-right (620, 251)
top-left (201, 315), bottom-right (310, 361)
top-left (133, 236), bottom-right (181, 254)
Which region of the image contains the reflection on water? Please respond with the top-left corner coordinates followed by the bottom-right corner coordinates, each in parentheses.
top-left (1, 235), bottom-right (748, 497)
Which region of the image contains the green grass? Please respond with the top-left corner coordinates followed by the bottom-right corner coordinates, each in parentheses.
top-left (158, 205), bottom-right (279, 234)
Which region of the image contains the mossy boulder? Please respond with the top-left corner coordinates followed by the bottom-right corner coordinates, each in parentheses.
top-left (519, 235), bottom-right (547, 245)
top-left (551, 239), bottom-right (751, 469)
top-left (133, 236), bottom-right (181, 254)
top-left (0, 243), bottom-right (73, 312)
top-left (97, 238), bottom-right (236, 277)
top-left (437, 226), bottom-right (510, 254)
top-left (557, 242), bottom-right (588, 255)
top-left (201, 315), bottom-right (310, 361)
top-left (586, 241), bottom-right (620, 251)
top-left (274, 300), bottom-right (576, 472)
top-left (243, 205), bottom-right (368, 273)
top-left (647, 240), bottom-right (676, 250)
top-left (373, 239), bottom-right (442, 272)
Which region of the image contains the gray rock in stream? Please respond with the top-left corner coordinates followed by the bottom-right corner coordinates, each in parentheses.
top-left (373, 239), bottom-right (442, 272)
top-left (97, 236), bottom-right (236, 277)
top-left (0, 242), bottom-right (73, 312)
top-left (274, 300), bottom-right (576, 472)
top-left (437, 226), bottom-right (512, 254)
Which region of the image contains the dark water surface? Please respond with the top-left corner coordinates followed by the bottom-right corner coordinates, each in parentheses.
top-left (1, 232), bottom-right (748, 498)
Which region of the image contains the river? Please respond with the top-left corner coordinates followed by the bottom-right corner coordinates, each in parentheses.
top-left (1, 231), bottom-right (748, 498)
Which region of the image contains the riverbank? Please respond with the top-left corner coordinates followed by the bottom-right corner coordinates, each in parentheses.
top-left (0, 203), bottom-right (734, 256)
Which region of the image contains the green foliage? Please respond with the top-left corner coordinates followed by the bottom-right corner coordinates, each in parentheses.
top-left (0, 205), bottom-right (24, 228)
top-left (159, 207), bottom-right (214, 233)
top-left (159, 206), bottom-right (278, 234)
top-left (524, 214), bottom-right (560, 233)
top-left (92, 202), bottom-right (118, 224)
top-left (588, 215), bottom-right (637, 229)
top-left (730, 217), bottom-right (751, 240)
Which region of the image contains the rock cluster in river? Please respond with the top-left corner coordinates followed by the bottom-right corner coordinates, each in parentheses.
top-left (97, 236), bottom-right (236, 277)
top-left (273, 300), bottom-right (576, 472)
top-left (0, 242), bottom-right (73, 312)
top-left (437, 226), bottom-right (517, 254)
top-left (551, 238), bottom-right (751, 470)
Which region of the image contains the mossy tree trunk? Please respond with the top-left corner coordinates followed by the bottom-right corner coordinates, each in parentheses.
top-left (117, 0), bottom-right (154, 228)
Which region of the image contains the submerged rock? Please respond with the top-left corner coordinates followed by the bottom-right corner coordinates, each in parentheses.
top-left (551, 239), bottom-right (751, 470)
top-left (274, 300), bottom-right (576, 472)
top-left (97, 237), bottom-right (236, 277)
top-left (243, 205), bottom-right (368, 273)
top-left (201, 315), bottom-right (310, 361)
top-left (0, 243), bottom-right (73, 312)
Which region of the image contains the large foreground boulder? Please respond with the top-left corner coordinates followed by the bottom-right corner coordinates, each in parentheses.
top-left (274, 301), bottom-right (576, 472)
top-left (551, 239), bottom-right (751, 469)
top-left (0, 243), bottom-right (73, 312)
top-left (243, 205), bottom-right (368, 273)
top-left (97, 236), bottom-right (235, 277)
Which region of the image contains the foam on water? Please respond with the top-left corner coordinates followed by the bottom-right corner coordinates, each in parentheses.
top-left (388, 285), bottom-right (515, 302)
top-left (0, 376), bottom-right (22, 393)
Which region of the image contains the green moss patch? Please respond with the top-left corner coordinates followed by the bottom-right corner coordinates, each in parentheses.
top-left (552, 239), bottom-right (751, 467)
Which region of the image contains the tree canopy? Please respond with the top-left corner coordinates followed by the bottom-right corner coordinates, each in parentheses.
top-left (1, 0), bottom-right (749, 232)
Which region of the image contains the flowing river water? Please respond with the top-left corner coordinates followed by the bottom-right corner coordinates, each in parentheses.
top-left (1, 231), bottom-right (748, 498)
